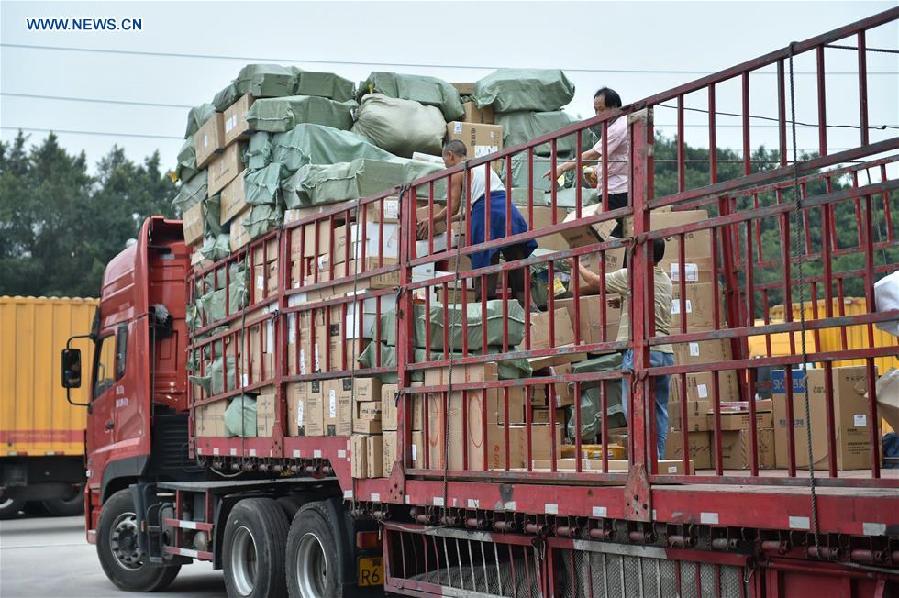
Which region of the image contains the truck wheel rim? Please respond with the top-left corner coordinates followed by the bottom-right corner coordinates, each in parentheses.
top-left (295, 532), bottom-right (328, 597)
top-left (230, 525), bottom-right (258, 596)
top-left (110, 512), bottom-right (142, 570)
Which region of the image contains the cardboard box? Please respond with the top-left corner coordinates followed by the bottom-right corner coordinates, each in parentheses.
top-left (353, 416), bottom-right (382, 434)
top-left (194, 112), bottom-right (225, 168)
top-left (669, 400), bottom-right (711, 432)
top-left (367, 435), bottom-right (384, 477)
top-left (647, 210), bottom-right (712, 259)
top-left (255, 388), bottom-right (276, 437)
top-left (663, 257), bottom-right (716, 285)
top-left (382, 430), bottom-right (397, 475)
top-left (560, 204), bottom-right (617, 247)
top-left (718, 428), bottom-right (775, 469)
top-left (296, 324), bottom-right (327, 376)
top-left (665, 430), bottom-right (712, 470)
top-left (229, 207), bottom-right (251, 252)
top-left (411, 431), bottom-right (424, 468)
top-left (670, 282), bottom-right (722, 331)
top-left (577, 249), bottom-right (626, 291)
top-left (208, 141), bottom-right (244, 196)
top-left (223, 94), bottom-right (254, 146)
top-left (773, 366), bottom-right (873, 470)
top-left (336, 222), bottom-right (399, 265)
top-left (351, 435), bottom-right (368, 478)
top-left (302, 220), bottom-right (333, 258)
top-left (673, 339), bottom-right (732, 366)
top-left (195, 400), bottom-right (228, 437)
top-left (348, 258), bottom-right (400, 289)
top-left (446, 122), bottom-right (502, 159)
top-left (357, 401), bottom-right (382, 420)
top-left (554, 296), bottom-right (621, 346)
top-left (529, 307), bottom-right (575, 350)
top-left (381, 384), bottom-right (398, 431)
top-left (220, 171), bottom-right (248, 226)
top-left (670, 371), bottom-right (740, 404)
top-left (462, 101), bottom-right (495, 125)
top-left (182, 201), bottom-right (205, 247)
top-left (287, 381), bottom-right (322, 436)
top-left (713, 411), bottom-right (773, 431)
top-left (305, 389), bottom-right (325, 436)
top-left (323, 379), bottom-right (353, 437)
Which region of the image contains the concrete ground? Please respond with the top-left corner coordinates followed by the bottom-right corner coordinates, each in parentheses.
top-left (0, 514), bottom-right (223, 597)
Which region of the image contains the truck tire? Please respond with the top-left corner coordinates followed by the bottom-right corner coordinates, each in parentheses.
top-left (286, 501), bottom-right (353, 598)
top-left (0, 497), bottom-right (25, 520)
top-left (222, 498), bottom-right (289, 598)
top-left (96, 489), bottom-right (181, 592)
top-left (42, 485), bottom-right (85, 516)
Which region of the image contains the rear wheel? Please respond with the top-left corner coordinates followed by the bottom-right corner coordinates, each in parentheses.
top-left (42, 484), bottom-right (85, 516)
top-left (286, 501), bottom-right (351, 598)
top-left (0, 496), bottom-right (25, 520)
top-left (222, 498), bottom-right (289, 598)
top-left (96, 489), bottom-right (180, 592)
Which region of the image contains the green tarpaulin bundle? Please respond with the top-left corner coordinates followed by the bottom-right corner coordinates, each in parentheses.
top-left (495, 111), bottom-right (578, 157)
top-left (175, 137), bottom-right (198, 182)
top-left (184, 103), bottom-right (215, 138)
top-left (246, 95), bottom-right (356, 133)
top-left (244, 163), bottom-right (283, 205)
top-left (359, 72), bottom-right (464, 121)
top-left (282, 159), bottom-right (408, 208)
top-left (189, 356), bottom-right (238, 396)
top-left (566, 353), bottom-right (625, 441)
top-left (296, 71), bottom-right (355, 102)
top-left (246, 132), bottom-right (272, 171)
top-left (225, 395), bottom-right (257, 437)
top-left (197, 277), bottom-right (248, 324)
top-left (358, 343), bottom-right (532, 383)
top-left (474, 69), bottom-right (575, 113)
top-left (171, 170), bottom-right (208, 214)
top-left (203, 194), bottom-right (222, 237)
top-left (272, 124), bottom-right (396, 174)
top-left (351, 94), bottom-right (446, 158)
top-left (244, 204), bottom-right (283, 239)
top-left (213, 64), bottom-right (299, 111)
top-left (379, 300), bottom-right (526, 351)
top-left (200, 233), bottom-right (231, 262)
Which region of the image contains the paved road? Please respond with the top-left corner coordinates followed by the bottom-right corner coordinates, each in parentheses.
top-left (0, 514), bottom-right (224, 598)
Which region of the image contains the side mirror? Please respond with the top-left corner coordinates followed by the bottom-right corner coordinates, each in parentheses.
top-left (61, 348), bottom-right (82, 389)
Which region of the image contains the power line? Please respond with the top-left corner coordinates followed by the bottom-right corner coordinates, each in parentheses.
top-left (0, 126), bottom-right (182, 140)
top-left (1, 92), bottom-right (193, 109)
top-left (658, 103), bottom-right (899, 131)
top-left (2, 42), bottom-right (897, 75)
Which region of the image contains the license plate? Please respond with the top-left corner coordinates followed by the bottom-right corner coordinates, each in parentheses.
top-left (358, 556), bottom-right (383, 587)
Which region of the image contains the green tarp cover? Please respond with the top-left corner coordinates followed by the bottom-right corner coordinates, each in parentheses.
top-left (225, 395), bottom-right (257, 437)
top-left (244, 163), bottom-right (283, 205)
top-left (495, 111), bottom-right (577, 157)
top-left (213, 81), bottom-right (240, 112)
top-left (203, 194), bottom-right (222, 237)
top-left (184, 103), bottom-right (215, 138)
top-left (246, 95), bottom-right (356, 133)
top-left (474, 69), bottom-right (575, 113)
top-left (246, 132), bottom-right (272, 171)
top-left (567, 353), bottom-right (625, 440)
top-left (359, 72), bottom-right (464, 121)
top-left (380, 300), bottom-right (526, 351)
top-left (245, 204), bottom-right (283, 239)
top-left (171, 171), bottom-right (208, 213)
top-left (200, 233), bottom-right (231, 262)
top-left (502, 155), bottom-right (553, 193)
top-left (351, 94), bottom-right (446, 158)
top-left (189, 356), bottom-right (238, 396)
top-left (359, 343), bottom-right (532, 383)
top-left (296, 71), bottom-right (355, 102)
top-left (282, 159), bottom-right (409, 208)
top-left (235, 64), bottom-right (298, 99)
top-left (175, 137), bottom-right (198, 182)
top-left (197, 278), bottom-right (248, 324)
top-left (272, 124), bottom-right (396, 173)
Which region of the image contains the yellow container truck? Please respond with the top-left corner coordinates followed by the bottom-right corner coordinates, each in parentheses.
top-left (0, 296), bottom-right (96, 518)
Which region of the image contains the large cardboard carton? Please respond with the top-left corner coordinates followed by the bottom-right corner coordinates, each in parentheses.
top-left (351, 435), bottom-right (368, 478)
top-left (182, 201), bottom-right (205, 247)
top-left (670, 282), bottom-right (722, 331)
top-left (648, 210), bottom-right (712, 259)
top-left (528, 205), bottom-right (571, 251)
top-left (718, 428), bottom-right (775, 470)
top-left (194, 112), bottom-right (225, 168)
top-left (668, 400), bottom-right (711, 432)
top-left (529, 307), bottom-right (575, 350)
top-left (256, 388), bottom-right (276, 437)
top-left (560, 204), bottom-right (617, 247)
top-left (229, 207), bottom-right (251, 252)
top-left (664, 257), bottom-right (716, 285)
top-left (305, 383), bottom-right (325, 436)
top-left (333, 377), bottom-right (381, 403)
top-left (713, 411), bottom-right (773, 432)
top-left (382, 430), bottom-right (397, 475)
top-left (208, 142), bottom-right (244, 196)
top-left (554, 296), bottom-right (621, 346)
top-left (670, 371), bottom-right (740, 404)
top-left (381, 384), bottom-right (398, 431)
top-left (446, 122), bottom-right (502, 159)
top-left (367, 435), bottom-right (384, 477)
top-left (220, 172), bottom-right (248, 226)
top-left (335, 222), bottom-right (399, 265)
top-left (577, 249), bottom-right (626, 290)
top-left (673, 339), bottom-right (732, 366)
top-left (462, 101), bottom-right (495, 125)
top-left (287, 381), bottom-right (321, 436)
top-left (665, 430), bottom-right (712, 469)
top-left (223, 94), bottom-right (254, 146)
top-left (774, 366), bottom-right (873, 470)
top-left (195, 400), bottom-right (228, 437)
top-left (322, 379), bottom-right (352, 437)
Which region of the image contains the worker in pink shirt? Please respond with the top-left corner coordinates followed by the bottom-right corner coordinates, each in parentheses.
top-left (550, 87), bottom-right (629, 237)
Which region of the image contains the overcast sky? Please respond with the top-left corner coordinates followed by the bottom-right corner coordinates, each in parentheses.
top-left (2, 1), bottom-right (896, 173)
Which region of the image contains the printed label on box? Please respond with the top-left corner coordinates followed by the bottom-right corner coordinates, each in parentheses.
top-left (453, 122), bottom-right (462, 134)
top-left (297, 401), bottom-right (305, 425)
top-left (671, 263), bottom-right (698, 282)
top-left (854, 414), bottom-right (867, 427)
top-left (671, 299), bottom-right (693, 315)
top-left (474, 145), bottom-right (498, 158)
top-left (697, 383), bottom-right (708, 398)
top-left (689, 342), bottom-right (700, 357)
top-left (329, 390), bottom-right (337, 418)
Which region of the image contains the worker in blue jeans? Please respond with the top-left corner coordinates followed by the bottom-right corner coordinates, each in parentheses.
top-left (579, 237), bottom-right (674, 459)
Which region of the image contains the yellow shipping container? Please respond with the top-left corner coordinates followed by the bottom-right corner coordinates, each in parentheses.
top-left (0, 296), bottom-right (97, 457)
